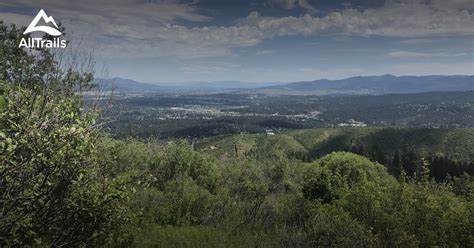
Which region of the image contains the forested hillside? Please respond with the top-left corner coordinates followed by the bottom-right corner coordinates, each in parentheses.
top-left (1, 22), bottom-right (473, 247)
top-left (200, 128), bottom-right (474, 161)
top-left (96, 139), bottom-right (474, 247)
top-left (198, 128), bottom-right (474, 181)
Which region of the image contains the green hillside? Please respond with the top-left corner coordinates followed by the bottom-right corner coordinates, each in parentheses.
top-left (197, 128), bottom-right (474, 163)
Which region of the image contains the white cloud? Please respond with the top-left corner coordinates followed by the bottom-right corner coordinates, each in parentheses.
top-left (0, 12), bottom-right (32, 27)
top-left (267, 0), bottom-right (297, 9)
top-left (256, 49), bottom-right (274, 55)
top-left (388, 51), bottom-right (469, 58)
top-left (297, 0), bottom-right (317, 13)
top-left (429, 0), bottom-right (474, 11)
top-left (267, 0), bottom-right (316, 12)
top-left (399, 38), bottom-right (440, 44)
top-left (1, 0), bottom-right (472, 59)
top-left (0, 0), bottom-right (211, 24)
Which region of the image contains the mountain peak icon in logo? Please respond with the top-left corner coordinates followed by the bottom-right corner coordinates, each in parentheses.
top-left (24, 9), bottom-right (62, 36)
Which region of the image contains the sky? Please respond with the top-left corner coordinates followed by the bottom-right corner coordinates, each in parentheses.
top-left (1, 0), bottom-right (473, 83)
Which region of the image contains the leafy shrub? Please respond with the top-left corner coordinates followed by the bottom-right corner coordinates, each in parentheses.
top-left (303, 152), bottom-right (391, 202)
top-left (152, 141), bottom-right (219, 191)
top-left (0, 23), bottom-right (127, 246)
top-left (278, 203), bottom-right (375, 247)
top-left (341, 181), bottom-right (474, 247)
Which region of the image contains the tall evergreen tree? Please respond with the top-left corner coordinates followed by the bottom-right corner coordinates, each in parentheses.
top-left (416, 158), bottom-right (430, 183)
top-left (401, 145), bottom-right (418, 177)
top-left (391, 150), bottom-right (402, 175)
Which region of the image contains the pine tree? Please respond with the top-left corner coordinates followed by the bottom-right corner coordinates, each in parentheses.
top-left (401, 145), bottom-right (418, 177)
top-left (391, 150), bottom-right (402, 175)
top-left (416, 158), bottom-right (430, 183)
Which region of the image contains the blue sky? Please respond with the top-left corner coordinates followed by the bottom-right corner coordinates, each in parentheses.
top-left (1, 0), bottom-right (473, 83)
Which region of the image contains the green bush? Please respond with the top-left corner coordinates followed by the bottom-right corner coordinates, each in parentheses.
top-left (118, 224), bottom-right (276, 248)
top-left (280, 203), bottom-right (375, 247)
top-left (341, 181), bottom-right (474, 247)
top-left (0, 23), bottom-right (127, 246)
top-left (153, 141), bottom-right (219, 191)
top-left (303, 152), bottom-right (391, 202)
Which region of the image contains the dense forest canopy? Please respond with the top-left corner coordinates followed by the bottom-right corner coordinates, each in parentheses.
top-left (1, 22), bottom-right (473, 247)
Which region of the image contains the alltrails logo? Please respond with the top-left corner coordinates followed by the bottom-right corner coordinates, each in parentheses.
top-left (19, 9), bottom-right (67, 49)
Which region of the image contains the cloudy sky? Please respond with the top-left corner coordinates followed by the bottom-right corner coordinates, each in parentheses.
top-left (1, 0), bottom-right (473, 83)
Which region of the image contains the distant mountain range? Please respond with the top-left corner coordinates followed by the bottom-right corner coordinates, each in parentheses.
top-left (156, 81), bottom-right (282, 90)
top-left (96, 78), bottom-right (163, 92)
top-left (98, 75), bottom-right (474, 95)
top-left (255, 75), bottom-right (474, 95)
top-left (96, 78), bottom-right (282, 93)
